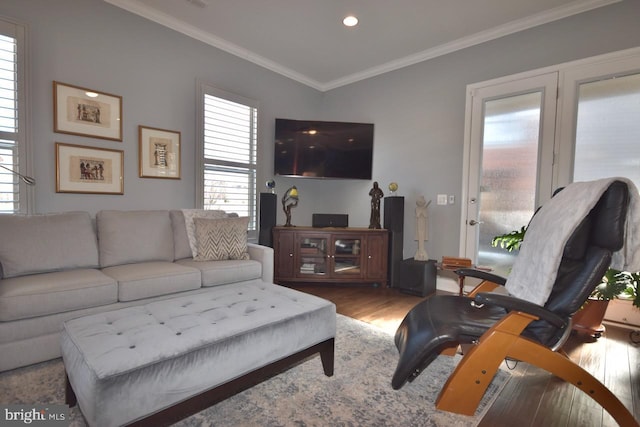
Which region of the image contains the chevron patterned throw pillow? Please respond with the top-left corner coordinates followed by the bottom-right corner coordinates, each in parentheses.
top-left (182, 209), bottom-right (228, 258)
top-left (193, 216), bottom-right (250, 261)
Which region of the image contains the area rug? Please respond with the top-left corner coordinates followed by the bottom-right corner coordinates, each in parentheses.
top-left (0, 315), bottom-right (510, 426)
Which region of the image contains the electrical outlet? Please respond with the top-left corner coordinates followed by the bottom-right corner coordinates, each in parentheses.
top-left (448, 195), bottom-right (455, 204)
top-left (437, 194), bottom-right (448, 205)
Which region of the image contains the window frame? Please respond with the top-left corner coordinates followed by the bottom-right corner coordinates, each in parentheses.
top-left (555, 50), bottom-right (640, 187)
top-left (0, 16), bottom-right (31, 214)
top-left (196, 82), bottom-right (258, 239)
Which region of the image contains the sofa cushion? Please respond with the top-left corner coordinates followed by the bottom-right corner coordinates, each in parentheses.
top-left (170, 210), bottom-right (193, 261)
top-left (102, 261), bottom-right (202, 302)
top-left (175, 259), bottom-right (262, 287)
top-left (181, 209), bottom-right (228, 258)
top-left (97, 211), bottom-right (174, 268)
top-left (194, 216), bottom-right (250, 261)
top-left (0, 269), bottom-right (117, 321)
top-left (0, 212), bottom-right (99, 278)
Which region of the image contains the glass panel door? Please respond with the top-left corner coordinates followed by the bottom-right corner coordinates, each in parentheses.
top-left (297, 236), bottom-right (327, 277)
top-left (332, 237), bottom-right (362, 277)
top-left (573, 72), bottom-right (640, 187)
top-left (477, 93), bottom-right (542, 274)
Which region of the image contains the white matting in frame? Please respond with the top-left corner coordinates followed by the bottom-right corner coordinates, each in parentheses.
top-left (53, 81), bottom-right (123, 141)
top-left (56, 143), bottom-right (124, 194)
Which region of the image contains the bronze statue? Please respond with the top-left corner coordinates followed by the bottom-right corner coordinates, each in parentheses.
top-left (369, 181), bottom-right (384, 229)
top-left (282, 186), bottom-right (299, 227)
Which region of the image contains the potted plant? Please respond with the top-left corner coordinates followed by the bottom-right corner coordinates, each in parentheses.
top-left (572, 268), bottom-right (629, 337)
top-left (621, 271), bottom-right (640, 309)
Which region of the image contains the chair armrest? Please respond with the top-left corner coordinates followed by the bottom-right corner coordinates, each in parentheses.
top-left (474, 292), bottom-right (567, 328)
top-left (455, 268), bottom-right (507, 286)
top-left (247, 243), bottom-right (274, 283)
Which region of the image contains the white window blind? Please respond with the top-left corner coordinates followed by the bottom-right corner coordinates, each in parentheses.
top-left (201, 88), bottom-right (257, 231)
top-left (0, 19), bottom-right (27, 214)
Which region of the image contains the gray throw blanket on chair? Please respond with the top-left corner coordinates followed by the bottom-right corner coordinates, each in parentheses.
top-left (505, 177), bottom-right (640, 306)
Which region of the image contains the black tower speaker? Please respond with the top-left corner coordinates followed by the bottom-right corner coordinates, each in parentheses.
top-left (259, 193), bottom-right (277, 247)
top-left (384, 196), bottom-right (404, 288)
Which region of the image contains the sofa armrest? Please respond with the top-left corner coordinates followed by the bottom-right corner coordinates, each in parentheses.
top-left (247, 243), bottom-right (274, 283)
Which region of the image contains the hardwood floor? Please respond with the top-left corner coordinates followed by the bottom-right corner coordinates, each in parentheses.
top-left (288, 284), bottom-right (640, 427)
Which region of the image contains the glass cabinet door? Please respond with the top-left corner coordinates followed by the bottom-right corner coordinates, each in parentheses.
top-left (332, 237), bottom-right (362, 277)
top-left (297, 236), bottom-right (328, 277)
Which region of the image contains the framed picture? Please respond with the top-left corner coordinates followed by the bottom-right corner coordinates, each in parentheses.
top-left (56, 143), bottom-right (124, 194)
top-left (138, 125), bottom-right (181, 179)
top-left (53, 81), bottom-right (123, 141)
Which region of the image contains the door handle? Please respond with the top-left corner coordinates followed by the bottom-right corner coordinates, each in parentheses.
top-left (468, 219), bottom-right (484, 226)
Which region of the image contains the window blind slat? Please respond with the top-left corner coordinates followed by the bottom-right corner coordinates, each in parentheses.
top-left (0, 20), bottom-right (22, 214)
top-left (202, 90), bottom-right (257, 230)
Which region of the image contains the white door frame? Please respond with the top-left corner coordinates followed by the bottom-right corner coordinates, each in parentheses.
top-left (460, 72), bottom-right (558, 263)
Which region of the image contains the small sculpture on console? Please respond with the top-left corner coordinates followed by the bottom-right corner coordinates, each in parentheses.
top-left (414, 195), bottom-right (431, 261)
top-left (369, 181), bottom-right (384, 229)
top-left (282, 186), bottom-right (299, 227)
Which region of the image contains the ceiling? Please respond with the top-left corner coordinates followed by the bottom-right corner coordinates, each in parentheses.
top-left (104, 0), bottom-right (619, 91)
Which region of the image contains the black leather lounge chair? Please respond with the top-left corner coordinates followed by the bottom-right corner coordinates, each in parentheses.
top-left (392, 179), bottom-right (638, 426)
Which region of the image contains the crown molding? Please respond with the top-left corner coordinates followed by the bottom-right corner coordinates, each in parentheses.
top-left (103, 0), bottom-right (325, 91)
top-left (105, 0), bottom-right (621, 92)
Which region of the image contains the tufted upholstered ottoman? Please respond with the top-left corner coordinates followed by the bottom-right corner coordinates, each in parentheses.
top-left (60, 281), bottom-right (336, 427)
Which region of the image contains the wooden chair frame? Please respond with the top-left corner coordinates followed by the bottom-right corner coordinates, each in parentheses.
top-left (434, 303), bottom-right (638, 426)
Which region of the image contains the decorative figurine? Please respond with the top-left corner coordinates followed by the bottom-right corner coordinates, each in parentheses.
top-left (282, 186), bottom-right (299, 227)
top-left (266, 179), bottom-right (276, 194)
top-left (388, 182), bottom-right (398, 195)
top-left (414, 195), bottom-right (431, 261)
top-left (368, 181), bottom-right (384, 229)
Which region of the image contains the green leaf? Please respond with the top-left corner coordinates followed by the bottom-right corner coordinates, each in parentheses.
top-left (491, 226), bottom-right (527, 252)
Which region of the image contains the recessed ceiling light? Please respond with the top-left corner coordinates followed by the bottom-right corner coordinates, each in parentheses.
top-left (343, 15), bottom-right (358, 27)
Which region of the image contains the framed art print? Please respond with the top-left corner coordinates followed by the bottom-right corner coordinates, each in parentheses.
top-left (53, 81), bottom-right (123, 141)
top-left (138, 125), bottom-right (181, 179)
top-left (56, 143), bottom-right (124, 194)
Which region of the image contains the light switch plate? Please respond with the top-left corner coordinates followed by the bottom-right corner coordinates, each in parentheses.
top-left (437, 194), bottom-right (448, 205)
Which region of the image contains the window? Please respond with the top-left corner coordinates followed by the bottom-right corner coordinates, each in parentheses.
top-left (197, 84), bottom-right (258, 236)
top-left (0, 18), bottom-right (29, 214)
top-left (573, 72), bottom-right (640, 187)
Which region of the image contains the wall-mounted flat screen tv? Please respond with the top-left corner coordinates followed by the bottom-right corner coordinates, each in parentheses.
top-left (274, 118), bottom-right (374, 179)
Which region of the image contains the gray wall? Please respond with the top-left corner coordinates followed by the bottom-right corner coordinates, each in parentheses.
top-left (0, 0), bottom-right (322, 215)
top-left (2, 0), bottom-right (640, 260)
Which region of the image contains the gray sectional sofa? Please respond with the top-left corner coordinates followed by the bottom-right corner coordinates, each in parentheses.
top-left (0, 209), bottom-right (274, 372)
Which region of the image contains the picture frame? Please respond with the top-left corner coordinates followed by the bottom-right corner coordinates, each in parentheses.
top-left (56, 143), bottom-right (124, 194)
top-left (138, 125), bottom-right (181, 179)
top-left (53, 81), bottom-right (123, 141)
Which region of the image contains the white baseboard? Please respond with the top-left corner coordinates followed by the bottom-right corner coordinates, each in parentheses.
top-left (604, 298), bottom-right (640, 328)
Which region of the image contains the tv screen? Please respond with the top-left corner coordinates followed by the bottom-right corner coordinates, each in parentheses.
top-left (274, 118), bottom-right (374, 180)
